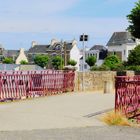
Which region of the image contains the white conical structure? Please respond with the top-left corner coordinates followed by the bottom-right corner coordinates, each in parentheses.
top-left (16, 48), bottom-right (28, 64)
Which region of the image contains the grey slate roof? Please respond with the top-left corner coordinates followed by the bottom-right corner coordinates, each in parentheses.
top-left (90, 45), bottom-right (107, 51)
top-left (0, 64), bottom-right (43, 71)
top-left (19, 65), bottom-right (43, 71)
top-left (0, 64), bottom-right (20, 70)
top-left (65, 43), bottom-right (73, 50)
top-left (3, 50), bottom-right (19, 57)
top-left (106, 32), bottom-right (136, 46)
top-left (28, 45), bottom-right (50, 53)
top-left (28, 42), bottom-right (73, 54)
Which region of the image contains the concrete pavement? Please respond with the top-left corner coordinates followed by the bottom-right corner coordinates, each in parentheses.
top-left (0, 92), bottom-right (114, 131)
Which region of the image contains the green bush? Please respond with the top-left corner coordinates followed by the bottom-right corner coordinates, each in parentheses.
top-left (103, 55), bottom-right (121, 70)
top-left (86, 56), bottom-right (96, 67)
top-left (111, 63), bottom-right (126, 71)
top-left (20, 60), bottom-right (28, 64)
top-left (68, 59), bottom-right (77, 66)
top-left (127, 0), bottom-right (140, 39)
top-left (91, 63), bottom-right (127, 72)
top-left (126, 65), bottom-right (140, 71)
top-left (91, 65), bottom-right (110, 71)
top-left (34, 55), bottom-right (49, 68)
top-left (52, 56), bottom-right (64, 70)
top-left (3, 57), bottom-right (14, 64)
top-left (127, 45), bottom-right (140, 65)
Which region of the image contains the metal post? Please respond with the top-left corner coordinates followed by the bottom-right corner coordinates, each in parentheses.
top-left (82, 34), bottom-right (85, 91)
top-left (82, 33), bottom-right (85, 72)
top-left (80, 33), bottom-right (88, 91)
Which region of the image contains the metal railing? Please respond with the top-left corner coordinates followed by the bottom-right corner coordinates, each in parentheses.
top-left (0, 70), bottom-right (75, 101)
top-left (115, 76), bottom-right (140, 118)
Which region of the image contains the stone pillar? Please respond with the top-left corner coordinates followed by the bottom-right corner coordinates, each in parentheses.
top-left (104, 81), bottom-right (113, 94)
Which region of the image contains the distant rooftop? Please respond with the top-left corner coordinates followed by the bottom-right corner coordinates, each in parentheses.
top-left (28, 45), bottom-right (50, 54)
top-left (28, 41), bottom-right (74, 54)
top-left (4, 50), bottom-right (19, 56)
top-left (0, 64), bottom-right (19, 71)
top-left (107, 32), bottom-right (136, 46)
top-left (90, 45), bottom-right (107, 51)
top-left (0, 64), bottom-right (43, 71)
top-left (19, 65), bottom-right (43, 71)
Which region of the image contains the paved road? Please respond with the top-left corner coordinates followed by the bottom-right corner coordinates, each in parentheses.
top-left (0, 126), bottom-right (139, 140)
top-left (0, 92), bottom-right (139, 140)
top-left (0, 92), bottom-right (114, 131)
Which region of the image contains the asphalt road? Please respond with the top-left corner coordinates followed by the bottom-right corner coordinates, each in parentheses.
top-left (0, 126), bottom-right (139, 140)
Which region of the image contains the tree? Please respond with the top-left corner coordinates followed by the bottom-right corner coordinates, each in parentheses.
top-left (52, 56), bottom-right (63, 70)
top-left (127, 44), bottom-right (140, 65)
top-left (103, 55), bottom-right (121, 70)
top-left (3, 57), bottom-right (14, 64)
top-left (68, 59), bottom-right (77, 66)
top-left (20, 60), bottom-right (28, 64)
top-left (86, 56), bottom-right (96, 67)
top-left (127, 0), bottom-right (140, 38)
top-left (34, 55), bottom-right (49, 68)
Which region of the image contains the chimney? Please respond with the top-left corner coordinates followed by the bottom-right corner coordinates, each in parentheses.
top-left (31, 41), bottom-right (38, 48)
top-left (72, 39), bottom-right (77, 47)
top-left (51, 39), bottom-right (58, 46)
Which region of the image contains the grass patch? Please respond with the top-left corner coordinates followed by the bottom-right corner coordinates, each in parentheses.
top-left (101, 111), bottom-right (131, 126)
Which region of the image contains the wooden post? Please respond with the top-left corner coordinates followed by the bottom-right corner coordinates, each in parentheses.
top-left (64, 42), bottom-right (67, 66)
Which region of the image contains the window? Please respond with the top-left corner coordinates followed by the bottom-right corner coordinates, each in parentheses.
top-left (124, 50), bottom-right (126, 55)
top-left (84, 64), bottom-right (87, 69)
top-left (54, 44), bottom-right (62, 50)
top-left (51, 53), bottom-right (57, 56)
top-left (113, 51), bottom-right (116, 55)
top-left (0, 55), bottom-right (4, 61)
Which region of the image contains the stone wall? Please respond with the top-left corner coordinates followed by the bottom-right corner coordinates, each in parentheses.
top-left (74, 71), bottom-right (135, 94)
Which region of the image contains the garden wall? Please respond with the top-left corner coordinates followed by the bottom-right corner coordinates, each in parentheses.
top-left (74, 71), bottom-right (135, 93)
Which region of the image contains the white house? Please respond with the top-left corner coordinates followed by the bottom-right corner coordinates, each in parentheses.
top-left (107, 32), bottom-right (140, 61)
top-left (28, 39), bottom-right (81, 70)
top-left (69, 40), bottom-right (81, 70)
top-left (86, 45), bottom-right (107, 66)
top-left (79, 45), bottom-right (107, 71)
top-left (16, 48), bottom-right (28, 64)
top-left (79, 48), bottom-right (90, 71)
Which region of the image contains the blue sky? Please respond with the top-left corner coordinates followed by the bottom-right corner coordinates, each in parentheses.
top-left (0, 0), bottom-right (137, 50)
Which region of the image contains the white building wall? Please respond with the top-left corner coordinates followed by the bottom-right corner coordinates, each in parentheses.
top-left (79, 58), bottom-right (90, 71)
top-left (108, 45), bottom-right (124, 60)
top-left (136, 39), bottom-right (140, 45)
top-left (70, 43), bottom-right (80, 71)
top-left (16, 48), bottom-right (28, 64)
top-left (108, 43), bottom-right (136, 61)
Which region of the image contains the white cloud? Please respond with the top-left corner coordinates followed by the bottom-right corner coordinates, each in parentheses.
top-left (0, 16), bottom-right (128, 37)
top-left (0, 0), bottom-right (129, 35)
top-left (0, 0), bottom-right (79, 16)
